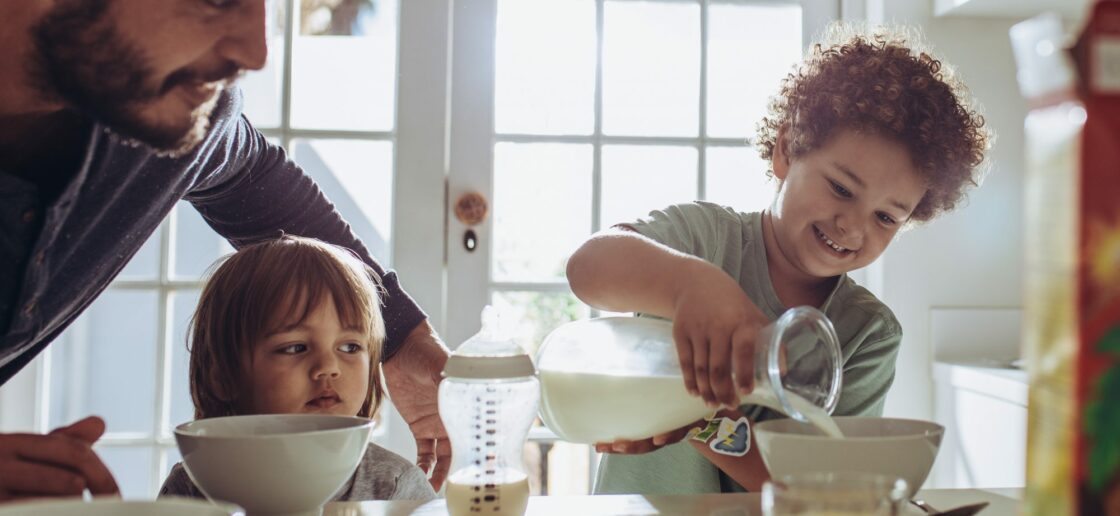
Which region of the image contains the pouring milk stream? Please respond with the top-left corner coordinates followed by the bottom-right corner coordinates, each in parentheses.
top-left (537, 306), bottom-right (845, 442)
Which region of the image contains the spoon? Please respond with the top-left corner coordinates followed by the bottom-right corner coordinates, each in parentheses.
top-left (910, 499), bottom-right (990, 516)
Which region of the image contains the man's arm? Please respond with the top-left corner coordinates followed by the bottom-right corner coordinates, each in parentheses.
top-left (381, 320), bottom-right (451, 491)
top-left (185, 109), bottom-right (425, 356)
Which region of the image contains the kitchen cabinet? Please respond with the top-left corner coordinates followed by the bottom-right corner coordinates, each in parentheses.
top-left (934, 0), bottom-right (1091, 20)
top-left (931, 362), bottom-right (1027, 489)
top-left (927, 307), bottom-right (1025, 489)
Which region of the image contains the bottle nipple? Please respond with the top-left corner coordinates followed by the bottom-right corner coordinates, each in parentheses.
top-left (480, 305), bottom-right (500, 337)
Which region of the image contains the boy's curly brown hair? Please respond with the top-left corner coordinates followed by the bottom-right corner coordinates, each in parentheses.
top-left (755, 24), bottom-right (990, 223)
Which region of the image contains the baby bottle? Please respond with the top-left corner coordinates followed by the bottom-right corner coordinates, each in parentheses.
top-left (439, 307), bottom-right (538, 516)
top-left (536, 306), bottom-right (843, 443)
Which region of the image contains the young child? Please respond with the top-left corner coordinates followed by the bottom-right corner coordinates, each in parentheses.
top-left (566, 24), bottom-right (989, 494)
top-left (159, 236), bottom-right (437, 502)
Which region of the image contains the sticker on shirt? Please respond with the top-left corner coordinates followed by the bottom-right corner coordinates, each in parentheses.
top-left (709, 417), bottom-right (751, 457)
top-left (688, 417), bottom-right (722, 443)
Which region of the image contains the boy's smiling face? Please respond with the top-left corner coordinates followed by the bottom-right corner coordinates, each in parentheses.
top-left (242, 296), bottom-right (371, 417)
top-left (768, 128), bottom-right (927, 280)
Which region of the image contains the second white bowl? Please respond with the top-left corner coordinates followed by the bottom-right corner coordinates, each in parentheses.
top-left (754, 416), bottom-right (944, 496)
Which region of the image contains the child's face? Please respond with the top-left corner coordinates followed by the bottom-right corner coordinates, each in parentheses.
top-left (242, 296), bottom-right (371, 417)
top-left (769, 128), bottom-right (927, 279)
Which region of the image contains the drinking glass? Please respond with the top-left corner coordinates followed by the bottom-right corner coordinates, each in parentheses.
top-left (761, 471), bottom-right (909, 515)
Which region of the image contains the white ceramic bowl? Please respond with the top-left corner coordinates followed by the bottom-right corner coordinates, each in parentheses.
top-left (174, 414), bottom-right (375, 516)
top-left (0, 498), bottom-right (242, 516)
top-left (754, 416), bottom-right (944, 496)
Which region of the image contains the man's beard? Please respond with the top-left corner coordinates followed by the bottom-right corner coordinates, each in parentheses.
top-left (29, 0), bottom-right (238, 156)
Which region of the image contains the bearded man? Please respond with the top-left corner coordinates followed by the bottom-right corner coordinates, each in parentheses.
top-left (0, 1), bottom-right (450, 500)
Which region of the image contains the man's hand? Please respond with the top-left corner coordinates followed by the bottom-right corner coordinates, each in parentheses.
top-left (382, 321), bottom-right (451, 491)
top-left (0, 416), bottom-right (120, 501)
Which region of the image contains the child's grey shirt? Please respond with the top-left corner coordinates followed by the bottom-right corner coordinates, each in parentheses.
top-left (159, 443), bottom-right (437, 502)
top-left (594, 202), bottom-right (903, 495)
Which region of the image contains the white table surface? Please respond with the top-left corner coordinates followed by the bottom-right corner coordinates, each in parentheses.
top-left (323, 488), bottom-right (1022, 515)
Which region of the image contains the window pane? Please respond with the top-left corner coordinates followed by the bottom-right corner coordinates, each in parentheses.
top-left (600, 145), bottom-right (698, 227)
top-left (291, 139), bottom-right (394, 266)
top-left (603, 2), bottom-right (700, 137)
top-left (49, 291), bottom-right (158, 434)
top-left (173, 203), bottom-right (234, 280)
top-left (705, 146), bottom-right (776, 213)
top-left (493, 143), bottom-right (592, 282)
top-left (495, 0), bottom-right (596, 135)
top-left (291, 0), bottom-right (398, 131)
top-left (491, 291), bottom-right (589, 358)
top-left (169, 289), bottom-right (202, 430)
top-left (96, 446), bottom-right (154, 499)
top-left (707, 4), bottom-right (802, 138)
top-left (239, 0), bottom-right (287, 128)
top-left (118, 229), bottom-right (160, 280)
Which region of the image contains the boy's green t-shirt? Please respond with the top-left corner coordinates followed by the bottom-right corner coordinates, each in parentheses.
top-left (593, 201), bottom-right (903, 495)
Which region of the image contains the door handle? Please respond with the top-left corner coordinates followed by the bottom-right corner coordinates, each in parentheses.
top-left (454, 191), bottom-right (488, 253)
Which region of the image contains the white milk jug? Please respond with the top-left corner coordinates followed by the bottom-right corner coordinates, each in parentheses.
top-left (537, 306), bottom-right (843, 443)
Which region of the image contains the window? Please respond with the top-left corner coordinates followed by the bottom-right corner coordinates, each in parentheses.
top-left (483, 0), bottom-right (810, 355)
top-left (0, 0), bottom-right (834, 499)
top-left (456, 0), bottom-right (818, 495)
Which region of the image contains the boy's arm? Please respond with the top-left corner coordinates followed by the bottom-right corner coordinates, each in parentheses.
top-left (566, 227), bottom-right (710, 318)
top-left (687, 409), bottom-right (771, 492)
top-left (568, 227), bottom-right (771, 409)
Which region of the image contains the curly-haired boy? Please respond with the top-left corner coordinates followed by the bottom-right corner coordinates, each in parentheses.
top-left (566, 23), bottom-right (990, 494)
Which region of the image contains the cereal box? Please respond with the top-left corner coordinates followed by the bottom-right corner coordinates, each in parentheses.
top-left (1014, 3), bottom-right (1120, 514)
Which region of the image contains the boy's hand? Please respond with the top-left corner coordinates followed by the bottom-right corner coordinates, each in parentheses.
top-left (0, 416), bottom-right (120, 501)
top-left (671, 261), bottom-right (770, 408)
top-left (593, 419), bottom-right (708, 455)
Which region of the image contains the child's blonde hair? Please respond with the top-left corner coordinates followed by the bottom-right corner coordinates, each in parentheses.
top-left (187, 235), bottom-right (386, 419)
top-left (756, 23), bottom-right (990, 222)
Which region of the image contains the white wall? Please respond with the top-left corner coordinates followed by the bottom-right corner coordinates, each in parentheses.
top-left (860, 1), bottom-right (1028, 421)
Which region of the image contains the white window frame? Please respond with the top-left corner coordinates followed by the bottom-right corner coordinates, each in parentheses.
top-left (445, 0), bottom-right (842, 347)
top-left (443, 0), bottom-right (841, 492)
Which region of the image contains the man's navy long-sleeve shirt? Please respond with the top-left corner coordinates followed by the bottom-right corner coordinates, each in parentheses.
top-left (0, 89), bottom-right (427, 385)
